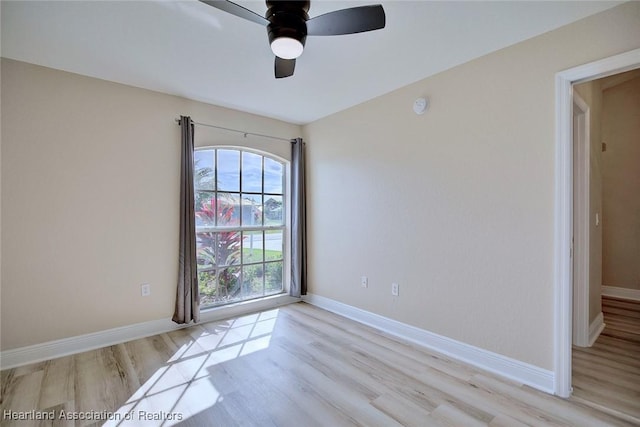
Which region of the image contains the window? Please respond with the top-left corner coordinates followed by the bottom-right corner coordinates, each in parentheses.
top-left (194, 148), bottom-right (287, 307)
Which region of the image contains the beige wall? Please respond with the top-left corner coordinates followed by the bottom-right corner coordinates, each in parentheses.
top-left (602, 75), bottom-right (640, 290)
top-left (0, 59), bottom-right (300, 350)
top-left (573, 80), bottom-right (603, 324)
top-left (302, 2), bottom-right (640, 370)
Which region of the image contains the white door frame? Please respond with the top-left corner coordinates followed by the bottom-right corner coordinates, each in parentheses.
top-left (572, 91), bottom-right (590, 348)
top-left (554, 48), bottom-right (640, 398)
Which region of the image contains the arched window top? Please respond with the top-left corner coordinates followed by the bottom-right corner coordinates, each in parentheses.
top-left (195, 147), bottom-right (286, 194)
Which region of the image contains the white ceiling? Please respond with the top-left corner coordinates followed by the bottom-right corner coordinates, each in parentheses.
top-left (1, 1), bottom-right (622, 124)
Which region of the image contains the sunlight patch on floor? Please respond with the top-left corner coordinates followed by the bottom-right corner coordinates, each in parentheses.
top-left (105, 309), bottom-right (280, 425)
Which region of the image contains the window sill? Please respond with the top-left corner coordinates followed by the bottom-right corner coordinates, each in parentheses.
top-left (199, 293), bottom-right (300, 324)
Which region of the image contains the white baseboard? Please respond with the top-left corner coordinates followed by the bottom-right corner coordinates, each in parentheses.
top-left (588, 312), bottom-right (605, 347)
top-left (302, 293), bottom-right (555, 395)
top-left (0, 295), bottom-right (299, 370)
top-left (602, 286), bottom-right (640, 302)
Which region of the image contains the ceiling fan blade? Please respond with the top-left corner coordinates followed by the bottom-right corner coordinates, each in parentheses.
top-left (275, 57), bottom-right (296, 79)
top-left (199, 0), bottom-right (269, 26)
top-left (306, 5), bottom-right (385, 36)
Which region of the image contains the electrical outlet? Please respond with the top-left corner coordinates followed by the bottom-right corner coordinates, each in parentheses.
top-left (361, 276), bottom-right (368, 288)
top-left (391, 283), bottom-right (399, 296)
top-left (141, 283), bottom-right (151, 297)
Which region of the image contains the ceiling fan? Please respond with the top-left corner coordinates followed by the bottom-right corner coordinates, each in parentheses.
top-left (199, 0), bottom-right (386, 78)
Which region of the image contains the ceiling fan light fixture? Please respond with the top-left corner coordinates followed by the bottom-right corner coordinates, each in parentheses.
top-left (270, 36), bottom-right (304, 59)
top-left (199, 0), bottom-right (386, 78)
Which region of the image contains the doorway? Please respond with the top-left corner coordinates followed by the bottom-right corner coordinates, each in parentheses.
top-left (553, 48), bottom-right (640, 399)
top-left (569, 69), bottom-right (640, 422)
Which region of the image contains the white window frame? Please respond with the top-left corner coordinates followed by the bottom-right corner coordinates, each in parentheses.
top-left (194, 146), bottom-right (291, 308)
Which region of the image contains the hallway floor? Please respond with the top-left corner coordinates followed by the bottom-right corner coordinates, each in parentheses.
top-left (571, 296), bottom-right (640, 423)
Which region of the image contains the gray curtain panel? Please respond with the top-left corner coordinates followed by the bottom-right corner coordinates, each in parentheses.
top-left (291, 138), bottom-right (307, 297)
top-left (172, 116), bottom-right (200, 324)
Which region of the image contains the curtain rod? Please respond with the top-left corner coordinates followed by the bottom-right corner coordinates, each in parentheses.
top-left (175, 118), bottom-right (291, 142)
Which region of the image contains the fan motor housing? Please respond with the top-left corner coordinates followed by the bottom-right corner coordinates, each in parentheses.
top-left (266, 1), bottom-right (309, 50)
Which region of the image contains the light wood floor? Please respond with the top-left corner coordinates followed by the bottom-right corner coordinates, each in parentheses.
top-left (2, 302), bottom-right (638, 427)
top-left (572, 296), bottom-right (640, 423)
